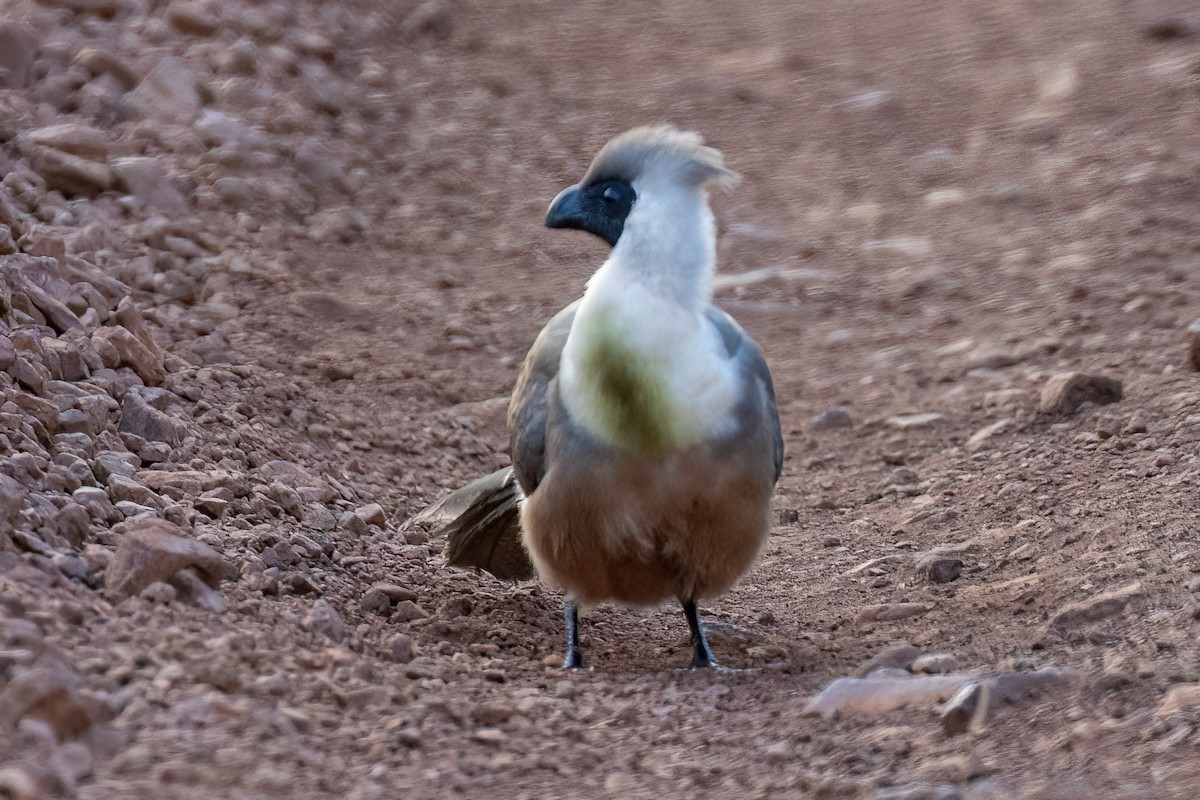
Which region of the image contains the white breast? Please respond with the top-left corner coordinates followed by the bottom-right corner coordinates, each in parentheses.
top-left (559, 265), bottom-right (741, 454)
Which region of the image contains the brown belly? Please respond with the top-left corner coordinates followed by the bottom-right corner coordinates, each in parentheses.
top-left (519, 444), bottom-right (773, 606)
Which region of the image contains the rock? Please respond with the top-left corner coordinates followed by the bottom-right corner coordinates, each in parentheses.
top-left (27, 147), bottom-right (111, 196)
top-left (965, 418), bottom-right (1013, 451)
top-left (306, 598), bottom-right (344, 643)
top-left (1046, 581), bottom-right (1143, 629)
top-left (111, 157), bottom-right (189, 216)
top-left (354, 503), bottom-right (386, 528)
top-left (940, 668), bottom-right (1069, 735)
top-left (0, 23), bottom-right (37, 89)
top-left (107, 475), bottom-right (161, 508)
top-left (306, 207), bottom-right (369, 243)
top-left (1156, 684), bottom-right (1200, 716)
top-left (858, 643), bottom-right (921, 676)
top-left (915, 554), bottom-right (962, 584)
top-left (0, 656), bottom-right (102, 741)
top-left (105, 517), bottom-right (233, 600)
top-left (0, 475), bottom-right (26, 530)
top-left (858, 603), bottom-right (931, 622)
top-left (392, 600), bottom-right (427, 623)
top-left (384, 633), bottom-right (415, 664)
top-left (871, 785), bottom-right (962, 800)
top-left (92, 326), bottom-right (164, 386)
top-left (25, 124), bottom-right (109, 162)
top-left (911, 654), bottom-right (958, 675)
top-left (166, 1), bottom-right (220, 35)
top-left (140, 581), bottom-right (178, 604)
top-left (1187, 319), bottom-right (1200, 371)
top-left (804, 673), bottom-right (975, 718)
top-left (399, 0), bottom-right (453, 41)
top-left (118, 391), bottom-right (187, 445)
top-left (55, 502), bottom-right (92, 547)
top-left (886, 413), bottom-right (944, 430)
top-left (124, 57), bottom-right (202, 123)
top-left (193, 494), bottom-right (228, 518)
top-left (809, 405), bottom-right (854, 432)
top-left (1038, 372), bottom-right (1123, 415)
top-left (171, 567), bottom-right (225, 612)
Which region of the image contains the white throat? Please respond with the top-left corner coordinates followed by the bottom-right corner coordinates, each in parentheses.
top-left (558, 184), bottom-right (739, 456)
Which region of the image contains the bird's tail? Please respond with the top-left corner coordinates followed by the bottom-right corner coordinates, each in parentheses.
top-left (404, 467), bottom-right (536, 581)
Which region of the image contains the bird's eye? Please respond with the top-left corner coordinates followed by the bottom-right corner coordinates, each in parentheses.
top-left (602, 185), bottom-right (622, 203)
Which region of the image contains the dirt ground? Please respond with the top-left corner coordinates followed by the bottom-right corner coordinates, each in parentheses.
top-left (3, 0), bottom-right (1200, 797)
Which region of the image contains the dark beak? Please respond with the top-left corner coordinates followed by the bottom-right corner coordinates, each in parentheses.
top-left (545, 184), bottom-right (584, 230)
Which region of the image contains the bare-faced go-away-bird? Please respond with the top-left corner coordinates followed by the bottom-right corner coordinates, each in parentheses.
top-left (413, 126), bottom-right (783, 670)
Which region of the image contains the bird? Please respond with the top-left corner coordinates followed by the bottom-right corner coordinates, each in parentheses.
top-left (414, 126), bottom-right (783, 670)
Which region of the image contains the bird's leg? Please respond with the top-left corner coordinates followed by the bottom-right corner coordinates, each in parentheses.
top-left (682, 599), bottom-right (719, 669)
top-left (563, 598), bottom-right (586, 669)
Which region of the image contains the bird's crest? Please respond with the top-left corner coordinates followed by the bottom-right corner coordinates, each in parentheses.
top-left (583, 126), bottom-right (739, 190)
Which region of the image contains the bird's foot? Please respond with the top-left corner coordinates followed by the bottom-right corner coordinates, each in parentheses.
top-left (562, 651), bottom-right (587, 670)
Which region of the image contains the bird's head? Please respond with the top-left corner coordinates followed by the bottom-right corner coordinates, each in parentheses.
top-left (545, 126), bottom-right (738, 247)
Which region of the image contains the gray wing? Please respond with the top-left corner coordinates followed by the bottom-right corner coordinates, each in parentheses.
top-left (705, 306), bottom-right (784, 484)
top-left (507, 300), bottom-right (579, 495)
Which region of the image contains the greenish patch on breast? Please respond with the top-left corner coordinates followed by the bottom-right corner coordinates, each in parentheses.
top-left (575, 319), bottom-right (686, 458)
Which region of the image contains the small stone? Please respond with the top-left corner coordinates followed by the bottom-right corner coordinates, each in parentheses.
top-left (858, 643), bottom-right (921, 676)
top-left (391, 600), bottom-right (427, 623)
top-left (871, 785), bottom-right (962, 800)
top-left (92, 326), bottom-right (164, 386)
top-left (858, 603), bottom-right (931, 623)
top-left (915, 554), bottom-right (963, 584)
top-left (25, 123), bottom-right (109, 161)
top-left (56, 502), bottom-right (92, 547)
top-left (166, 1), bottom-right (220, 35)
top-left (399, 0), bottom-right (453, 41)
top-left (1038, 372), bottom-right (1123, 415)
top-left (911, 653), bottom-right (958, 675)
top-left (809, 405), bottom-right (854, 432)
top-left (0, 22), bottom-right (38, 89)
top-left (140, 581), bottom-right (178, 604)
top-left (886, 412), bottom-right (944, 430)
top-left (804, 673), bottom-right (974, 718)
top-left (1046, 581), bottom-right (1143, 629)
top-left (118, 391), bottom-right (187, 445)
top-left (139, 441), bottom-right (172, 463)
top-left (305, 598), bottom-right (343, 642)
top-left (1187, 319), bottom-right (1200, 371)
top-left (0, 474), bottom-right (27, 529)
top-left (384, 633), bottom-right (415, 664)
top-left (105, 517), bottom-right (233, 600)
top-left (966, 419), bottom-right (1013, 451)
top-left (1157, 684), bottom-right (1200, 716)
top-left (354, 503), bottom-right (386, 528)
top-left (28, 147), bottom-right (111, 196)
top-left (171, 567), bottom-right (226, 612)
top-left (123, 56), bottom-right (202, 123)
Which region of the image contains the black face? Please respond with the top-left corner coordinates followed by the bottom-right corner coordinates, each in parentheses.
top-left (544, 178), bottom-right (636, 247)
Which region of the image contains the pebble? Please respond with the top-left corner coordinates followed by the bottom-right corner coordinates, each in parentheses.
top-left (383, 633), bottom-right (415, 664)
top-left (886, 413), bottom-right (944, 430)
top-left (1038, 372), bottom-right (1123, 415)
top-left (305, 598), bottom-right (344, 643)
top-left (858, 643), bottom-right (921, 676)
top-left (105, 517), bottom-right (234, 600)
top-left (910, 653), bottom-right (958, 675)
top-left (1046, 581), bottom-right (1143, 630)
top-left (858, 602), bottom-right (931, 623)
top-left (804, 673), bottom-right (974, 718)
top-left (809, 405), bottom-right (854, 432)
top-left (915, 554), bottom-right (963, 584)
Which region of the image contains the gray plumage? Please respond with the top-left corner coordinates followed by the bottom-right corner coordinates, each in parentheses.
top-left (419, 126), bottom-right (783, 669)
